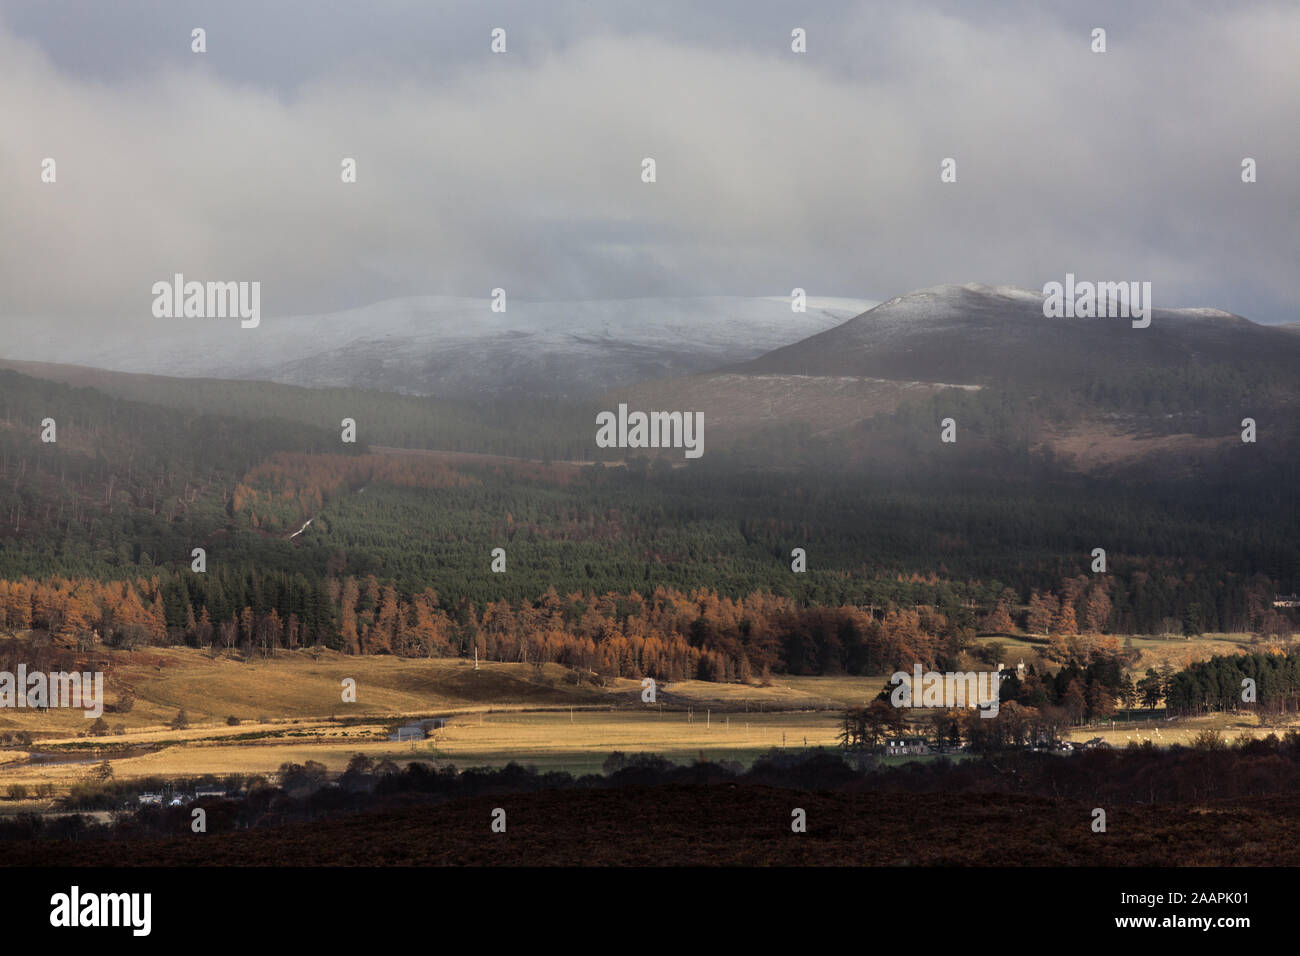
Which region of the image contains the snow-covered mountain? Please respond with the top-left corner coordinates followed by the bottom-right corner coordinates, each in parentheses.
top-left (3, 296), bottom-right (875, 399)
top-left (736, 283), bottom-right (1293, 388)
top-left (612, 283), bottom-right (1300, 474)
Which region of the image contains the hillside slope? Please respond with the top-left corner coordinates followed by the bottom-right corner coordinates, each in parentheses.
top-left (737, 283), bottom-right (1300, 394)
top-left (3, 296), bottom-right (875, 400)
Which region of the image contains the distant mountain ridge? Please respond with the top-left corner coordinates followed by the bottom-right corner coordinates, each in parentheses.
top-left (736, 283), bottom-right (1299, 389)
top-left (1, 295), bottom-right (875, 400)
top-left (609, 283), bottom-right (1300, 473)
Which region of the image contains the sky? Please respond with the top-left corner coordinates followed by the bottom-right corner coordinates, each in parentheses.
top-left (1, 0), bottom-right (1297, 333)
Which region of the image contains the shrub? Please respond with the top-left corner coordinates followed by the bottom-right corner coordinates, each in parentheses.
top-left (1192, 729), bottom-right (1228, 751)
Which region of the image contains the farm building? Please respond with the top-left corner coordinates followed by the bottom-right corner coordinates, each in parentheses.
top-left (884, 737), bottom-right (929, 756)
top-left (389, 717), bottom-right (450, 741)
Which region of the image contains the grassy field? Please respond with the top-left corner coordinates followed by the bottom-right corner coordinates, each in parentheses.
top-left (972, 632), bottom-right (1261, 672)
top-left (0, 708), bottom-right (847, 801)
top-left (84, 710), bottom-right (843, 780)
top-left (0, 645), bottom-right (885, 739)
top-left (0, 634), bottom-right (1279, 804)
top-left (0, 644), bottom-right (877, 799)
top-left (1064, 709), bottom-right (1300, 748)
top-left (19, 699), bottom-right (1293, 798)
top-left (1108, 633), bottom-right (1259, 671)
top-left (0, 632), bottom-right (1260, 737)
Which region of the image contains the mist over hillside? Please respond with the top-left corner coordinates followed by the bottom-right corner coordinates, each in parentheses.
top-left (2, 296), bottom-right (875, 400)
top-left (605, 283), bottom-right (1300, 472)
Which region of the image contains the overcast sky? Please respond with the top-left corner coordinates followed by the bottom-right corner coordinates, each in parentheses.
top-left (1, 0), bottom-right (1296, 332)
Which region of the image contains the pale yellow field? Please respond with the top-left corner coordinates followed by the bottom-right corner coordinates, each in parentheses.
top-left (0, 650), bottom-right (639, 740)
top-left (0, 643), bottom-right (884, 797)
top-left (971, 632), bottom-right (1262, 671)
top-left (0, 709), bottom-right (845, 793)
top-left (0, 636), bottom-right (1260, 738)
top-left (1117, 633), bottom-right (1264, 671)
top-left (654, 674), bottom-right (887, 709)
top-left (6, 702), bottom-right (1296, 798)
top-left (422, 708), bottom-right (841, 771)
top-left (1066, 710), bottom-right (1300, 748)
top-left (0, 634), bottom-right (1280, 802)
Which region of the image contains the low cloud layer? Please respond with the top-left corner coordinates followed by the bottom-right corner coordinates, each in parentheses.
top-left (2, 0), bottom-right (1296, 339)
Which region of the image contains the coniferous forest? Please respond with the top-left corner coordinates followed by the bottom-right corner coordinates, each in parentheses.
top-left (0, 365), bottom-right (1294, 682)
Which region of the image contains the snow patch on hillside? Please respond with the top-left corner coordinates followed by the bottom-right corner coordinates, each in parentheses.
top-left (2, 295), bottom-right (877, 399)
